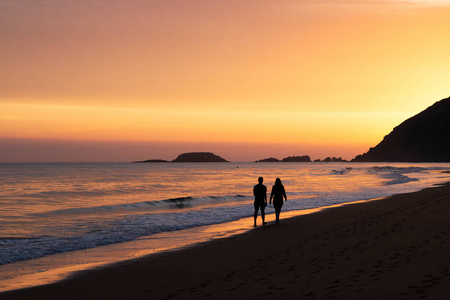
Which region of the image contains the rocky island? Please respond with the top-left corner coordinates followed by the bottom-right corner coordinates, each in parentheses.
top-left (171, 152), bottom-right (229, 162)
top-left (134, 152), bottom-right (229, 163)
top-left (281, 155), bottom-right (312, 162)
top-left (133, 159), bottom-right (169, 163)
top-left (255, 155), bottom-right (312, 162)
top-left (255, 157), bottom-right (280, 162)
top-left (314, 157), bottom-right (348, 162)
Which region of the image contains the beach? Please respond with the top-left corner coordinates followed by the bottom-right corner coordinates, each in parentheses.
top-left (3, 182), bottom-right (450, 299)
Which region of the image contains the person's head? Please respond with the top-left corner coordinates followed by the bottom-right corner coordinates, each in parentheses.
top-left (258, 177), bottom-right (263, 184)
top-left (275, 178), bottom-right (282, 186)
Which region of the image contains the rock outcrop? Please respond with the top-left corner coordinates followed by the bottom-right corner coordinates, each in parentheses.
top-left (255, 157), bottom-right (280, 162)
top-left (315, 157), bottom-right (348, 163)
top-left (255, 156), bottom-right (312, 162)
top-left (281, 156), bottom-right (312, 162)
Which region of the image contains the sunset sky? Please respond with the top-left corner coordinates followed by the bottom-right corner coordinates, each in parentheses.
top-left (1, 0), bottom-right (450, 162)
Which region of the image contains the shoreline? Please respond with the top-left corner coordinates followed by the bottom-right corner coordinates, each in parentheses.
top-left (0, 215), bottom-right (254, 293)
top-left (3, 182), bottom-right (450, 299)
top-left (0, 198), bottom-right (379, 293)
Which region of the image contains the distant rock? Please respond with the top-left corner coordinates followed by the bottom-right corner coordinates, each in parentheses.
top-left (133, 159), bottom-right (169, 163)
top-left (255, 157), bottom-right (280, 162)
top-left (352, 96), bottom-right (450, 162)
top-left (254, 155), bottom-right (312, 162)
top-left (315, 157), bottom-right (348, 163)
top-left (171, 152), bottom-right (229, 162)
top-left (281, 155), bottom-right (311, 162)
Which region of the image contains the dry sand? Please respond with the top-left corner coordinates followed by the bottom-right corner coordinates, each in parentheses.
top-left (3, 183), bottom-right (450, 299)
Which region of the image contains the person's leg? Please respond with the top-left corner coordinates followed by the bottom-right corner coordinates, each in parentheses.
top-left (275, 202), bottom-right (283, 224)
top-left (261, 207), bottom-right (266, 225)
top-left (254, 204), bottom-right (259, 227)
top-left (275, 207), bottom-right (280, 224)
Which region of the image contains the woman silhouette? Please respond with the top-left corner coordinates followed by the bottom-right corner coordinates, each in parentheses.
top-left (269, 178), bottom-right (287, 224)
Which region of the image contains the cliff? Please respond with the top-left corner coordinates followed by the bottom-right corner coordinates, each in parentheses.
top-left (353, 96), bottom-right (450, 162)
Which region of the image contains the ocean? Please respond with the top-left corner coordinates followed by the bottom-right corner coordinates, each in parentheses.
top-left (1, 161), bottom-right (449, 291)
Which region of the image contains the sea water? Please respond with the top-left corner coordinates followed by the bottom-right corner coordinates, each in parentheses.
top-left (0, 162), bottom-right (449, 291)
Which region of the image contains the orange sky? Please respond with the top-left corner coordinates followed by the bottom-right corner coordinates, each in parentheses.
top-left (1, 0), bottom-right (450, 161)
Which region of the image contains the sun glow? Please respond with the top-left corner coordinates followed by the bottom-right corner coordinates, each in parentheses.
top-left (1, 1), bottom-right (450, 161)
top-left (1, 102), bottom-right (412, 146)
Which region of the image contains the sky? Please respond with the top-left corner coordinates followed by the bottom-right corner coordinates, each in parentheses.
top-left (1, 0), bottom-right (450, 162)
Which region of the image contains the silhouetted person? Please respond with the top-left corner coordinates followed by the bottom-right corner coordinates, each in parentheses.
top-left (270, 178), bottom-right (287, 224)
top-left (253, 176), bottom-right (267, 227)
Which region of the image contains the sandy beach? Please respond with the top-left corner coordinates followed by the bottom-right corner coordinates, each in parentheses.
top-left (3, 182), bottom-right (450, 299)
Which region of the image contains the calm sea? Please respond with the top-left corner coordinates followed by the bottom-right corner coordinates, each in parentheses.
top-left (1, 162), bottom-right (449, 290)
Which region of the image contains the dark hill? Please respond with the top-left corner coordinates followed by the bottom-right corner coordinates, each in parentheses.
top-left (352, 96), bottom-right (450, 162)
top-left (171, 152), bottom-right (228, 162)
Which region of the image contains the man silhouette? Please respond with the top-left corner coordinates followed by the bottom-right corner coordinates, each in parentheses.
top-left (253, 177), bottom-right (267, 227)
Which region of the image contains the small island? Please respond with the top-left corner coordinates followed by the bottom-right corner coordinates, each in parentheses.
top-left (314, 157), bottom-right (348, 162)
top-left (255, 155), bottom-right (312, 162)
top-left (172, 152), bottom-right (228, 162)
top-left (281, 155), bottom-right (312, 162)
top-left (255, 157), bottom-right (280, 162)
top-left (133, 152), bottom-right (229, 163)
top-left (133, 159), bottom-right (169, 163)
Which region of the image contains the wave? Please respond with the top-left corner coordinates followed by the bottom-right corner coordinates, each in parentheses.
top-left (331, 167), bottom-right (353, 175)
top-left (14, 186), bottom-right (159, 200)
top-left (35, 195), bottom-right (250, 216)
top-left (0, 187), bottom-right (412, 265)
top-left (366, 166), bottom-right (435, 185)
top-left (332, 165), bottom-right (440, 184)
top-left (368, 166), bottom-right (428, 173)
top-left (0, 203), bottom-right (253, 265)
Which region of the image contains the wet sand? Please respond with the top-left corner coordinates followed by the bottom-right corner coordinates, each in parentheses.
top-left (3, 182), bottom-right (450, 299)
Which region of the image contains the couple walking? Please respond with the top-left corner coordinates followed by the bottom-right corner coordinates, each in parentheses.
top-left (253, 177), bottom-right (287, 227)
